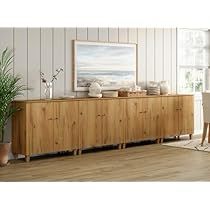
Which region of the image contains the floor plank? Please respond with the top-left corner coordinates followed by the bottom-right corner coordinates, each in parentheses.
top-left (1, 139), bottom-right (210, 181)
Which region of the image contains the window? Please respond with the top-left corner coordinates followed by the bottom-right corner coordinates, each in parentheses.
top-left (178, 29), bottom-right (210, 94)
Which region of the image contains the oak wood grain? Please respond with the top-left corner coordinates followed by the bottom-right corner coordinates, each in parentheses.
top-left (2, 138), bottom-right (210, 181)
top-left (12, 95), bottom-right (194, 161)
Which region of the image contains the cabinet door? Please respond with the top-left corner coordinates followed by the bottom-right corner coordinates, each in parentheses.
top-left (102, 99), bottom-right (126, 145)
top-left (143, 97), bottom-right (161, 139)
top-left (126, 98), bottom-right (144, 142)
top-left (54, 101), bottom-right (79, 152)
top-left (27, 102), bottom-right (54, 154)
top-left (79, 100), bottom-right (102, 149)
top-left (178, 96), bottom-right (194, 135)
top-left (161, 96), bottom-right (179, 137)
top-left (116, 99), bottom-right (126, 144)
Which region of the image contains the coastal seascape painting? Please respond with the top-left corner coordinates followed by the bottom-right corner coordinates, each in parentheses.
top-left (74, 41), bottom-right (136, 91)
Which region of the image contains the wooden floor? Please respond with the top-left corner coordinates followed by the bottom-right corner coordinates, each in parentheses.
top-left (0, 140), bottom-right (210, 181)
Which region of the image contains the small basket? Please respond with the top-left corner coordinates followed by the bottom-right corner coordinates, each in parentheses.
top-left (118, 90), bottom-right (147, 97)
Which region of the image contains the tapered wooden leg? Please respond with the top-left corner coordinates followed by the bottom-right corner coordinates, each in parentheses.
top-left (201, 122), bottom-right (208, 146)
top-left (118, 144), bottom-right (122, 150)
top-left (25, 155), bottom-right (30, 162)
top-left (177, 136), bottom-right (180, 140)
top-left (174, 136), bottom-right (177, 139)
top-left (189, 134), bottom-right (192, 140)
top-left (73, 149), bottom-right (77, 156)
top-left (78, 149), bottom-right (82, 155)
top-left (160, 138), bottom-right (164, 143)
top-left (122, 143), bottom-right (126, 149)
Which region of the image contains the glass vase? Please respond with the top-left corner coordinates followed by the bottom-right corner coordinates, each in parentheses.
top-left (44, 82), bottom-right (53, 99)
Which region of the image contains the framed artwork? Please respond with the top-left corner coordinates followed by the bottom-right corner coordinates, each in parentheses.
top-left (74, 40), bottom-right (137, 91)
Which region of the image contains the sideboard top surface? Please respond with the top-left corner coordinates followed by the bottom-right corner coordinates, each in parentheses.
top-left (13, 94), bottom-right (194, 103)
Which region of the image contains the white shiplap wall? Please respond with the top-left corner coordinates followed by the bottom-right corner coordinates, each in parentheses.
top-left (0, 27), bottom-right (202, 139)
top-left (0, 27), bottom-right (178, 98)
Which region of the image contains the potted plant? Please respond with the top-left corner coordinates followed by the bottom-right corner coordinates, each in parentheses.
top-left (0, 48), bottom-right (26, 166)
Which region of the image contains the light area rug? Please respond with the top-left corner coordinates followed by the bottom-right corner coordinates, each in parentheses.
top-left (162, 138), bottom-right (210, 152)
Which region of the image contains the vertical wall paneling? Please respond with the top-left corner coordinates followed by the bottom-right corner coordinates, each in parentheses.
top-left (163, 28), bottom-right (172, 88)
top-left (14, 28), bottom-right (28, 99)
top-left (76, 28), bottom-right (88, 40)
top-left (0, 28), bottom-right (13, 52)
top-left (53, 28), bottom-right (65, 97)
top-left (171, 28), bottom-right (177, 92)
top-left (108, 28), bottom-right (118, 42)
top-left (28, 28), bottom-right (41, 99)
top-left (154, 28), bottom-right (164, 82)
top-left (1, 27), bottom-right (202, 136)
top-left (137, 28), bottom-right (147, 88)
top-left (98, 28), bottom-right (108, 42)
top-left (65, 28), bottom-right (76, 96)
top-left (40, 28), bottom-right (53, 99)
top-left (119, 28), bottom-right (128, 43)
top-left (87, 28), bottom-right (98, 41)
top-left (128, 28), bottom-right (137, 43)
top-left (128, 28), bottom-right (138, 84)
top-left (146, 28), bottom-right (155, 82)
top-left (0, 28), bottom-right (13, 142)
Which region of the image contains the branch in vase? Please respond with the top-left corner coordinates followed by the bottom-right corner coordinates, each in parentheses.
top-left (51, 68), bottom-right (64, 83)
top-left (40, 68), bottom-right (64, 84)
top-left (40, 72), bottom-right (47, 83)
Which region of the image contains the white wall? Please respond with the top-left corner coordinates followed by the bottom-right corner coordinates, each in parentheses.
top-left (0, 28), bottom-right (178, 99)
top-left (1, 27), bottom-right (201, 141)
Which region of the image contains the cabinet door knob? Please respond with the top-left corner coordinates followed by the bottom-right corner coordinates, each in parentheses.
top-left (80, 112), bottom-right (83, 115)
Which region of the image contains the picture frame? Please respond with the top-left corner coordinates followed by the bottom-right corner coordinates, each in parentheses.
top-left (73, 40), bottom-right (137, 91)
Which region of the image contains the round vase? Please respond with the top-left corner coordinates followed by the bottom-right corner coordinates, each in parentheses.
top-left (160, 81), bottom-right (170, 95)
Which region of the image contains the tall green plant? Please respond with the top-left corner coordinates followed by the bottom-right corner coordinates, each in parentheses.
top-left (0, 48), bottom-right (27, 143)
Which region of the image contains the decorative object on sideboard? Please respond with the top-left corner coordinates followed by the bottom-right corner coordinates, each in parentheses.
top-left (118, 85), bottom-right (147, 97)
top-left (40, 68), bottom-right (64, 99)
top-left (58, 95), bottom-right (75, 100)
top-left (118, 89), bottom-right (147, 97)
top-left (102, 91), bottom-right (118, 98)
top-left (160, 80), bottom-right (170, 95)
top-left (88, 82), bottom-right (102, 98)
top-left (147, 81), bottom-right (160, 95)
top-left (0, 48), bottom-right (27, 167)
top-left (74, 41), bottom-right (137, 91)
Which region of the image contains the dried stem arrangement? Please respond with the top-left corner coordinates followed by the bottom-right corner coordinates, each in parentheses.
top-left (40, 68), bottom-right (64, 99)
top-left (40, 68), bottom-right (64, 84)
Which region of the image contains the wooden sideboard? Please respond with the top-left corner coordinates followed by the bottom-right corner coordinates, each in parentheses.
top-left (12, 95), bottom-right (194, 162)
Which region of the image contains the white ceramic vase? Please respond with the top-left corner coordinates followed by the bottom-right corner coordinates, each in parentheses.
top-left (160, 81), bottom-right (170, 95)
